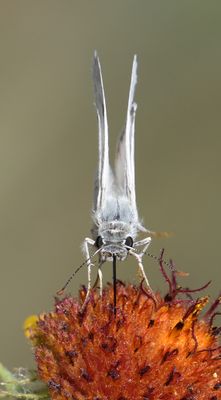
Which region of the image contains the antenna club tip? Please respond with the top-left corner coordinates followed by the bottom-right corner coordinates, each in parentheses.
top-left (56, 289), bottom-right (65, 296)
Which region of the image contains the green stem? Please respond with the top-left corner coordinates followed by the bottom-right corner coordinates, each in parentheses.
top-left (0, 362), bottom-right (18, 394)
top-left (0, 364), bottom-right (49, 400)
top-left (0, 391), bottom-right (49, 399)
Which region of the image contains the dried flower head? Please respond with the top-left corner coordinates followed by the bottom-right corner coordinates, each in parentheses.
top-left (27, 258), bottom-right (221, 400)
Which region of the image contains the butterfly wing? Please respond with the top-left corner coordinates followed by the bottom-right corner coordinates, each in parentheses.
top-left (93, 52), bottom-right (112, 212)
top-left (115, 55), bottom-right (138, 217)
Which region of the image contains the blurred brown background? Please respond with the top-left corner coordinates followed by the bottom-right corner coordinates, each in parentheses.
top-left (0, 1), bottom-right (221, 369)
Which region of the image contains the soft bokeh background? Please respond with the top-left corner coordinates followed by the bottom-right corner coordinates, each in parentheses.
top-left (1, 1), bottom-right (221, 369)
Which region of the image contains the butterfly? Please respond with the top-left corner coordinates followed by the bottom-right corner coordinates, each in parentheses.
top-left (81, 52), bottom-right (154, 307)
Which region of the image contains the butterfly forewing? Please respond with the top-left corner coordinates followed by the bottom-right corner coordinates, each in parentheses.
top-left (93, 52), bottom-right (112, 212)
top-left (115, 56), bottom-right (138, 218)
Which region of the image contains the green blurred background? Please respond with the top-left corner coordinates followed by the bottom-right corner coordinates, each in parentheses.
top-left (1, 1), bottom-right (221, 369)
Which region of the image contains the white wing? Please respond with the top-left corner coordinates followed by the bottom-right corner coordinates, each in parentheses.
top-left (93, 51), bottom-right (112, 211)
top-left (115, 55), bottom-right (138, 213)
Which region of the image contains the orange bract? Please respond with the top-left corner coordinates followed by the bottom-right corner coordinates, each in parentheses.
top-left (27, 283), bottom-right (221, 400)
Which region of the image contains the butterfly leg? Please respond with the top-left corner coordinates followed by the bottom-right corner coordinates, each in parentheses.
top-left (129, 237), bottom-right (154, 294)
top-left (129, 249), bottom-right (151, 288)
top-left (133, 237), bottom-right (152, 257)
top-left (98, 267), bottom-right (103, 297)
top-left (92, 262), bottom-right (104, 297)
top-left (82, 237), bottom-right (95, 308)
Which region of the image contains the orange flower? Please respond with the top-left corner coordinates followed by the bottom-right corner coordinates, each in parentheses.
top-left (27, 262), bottom-right (221, 400)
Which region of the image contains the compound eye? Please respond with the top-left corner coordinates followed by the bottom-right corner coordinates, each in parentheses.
top-left (125, 236), bottom-right (133, 248)
top-left (95, 236), bottom-right (103, 248)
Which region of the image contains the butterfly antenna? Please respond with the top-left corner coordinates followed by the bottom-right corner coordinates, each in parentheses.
top-left (57, 248), bottom-right (101, 296)
top-left (145, 250), bottom-right (189, 277)
top-left (57, 258), bottom-right (94, 296)
top-left (145, 251), bottom-right (172, 269)
top-left (145, 251), bottom-right (174, 271)
top-left (113, 254), bottom-right (117, 316)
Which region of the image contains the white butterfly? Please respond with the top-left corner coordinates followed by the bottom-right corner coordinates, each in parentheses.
top-left (82, 52), bottom-right (153, 302)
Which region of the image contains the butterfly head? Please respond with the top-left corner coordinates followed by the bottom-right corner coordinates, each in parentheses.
top-left (94, 221), bottom-right (135, 262)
